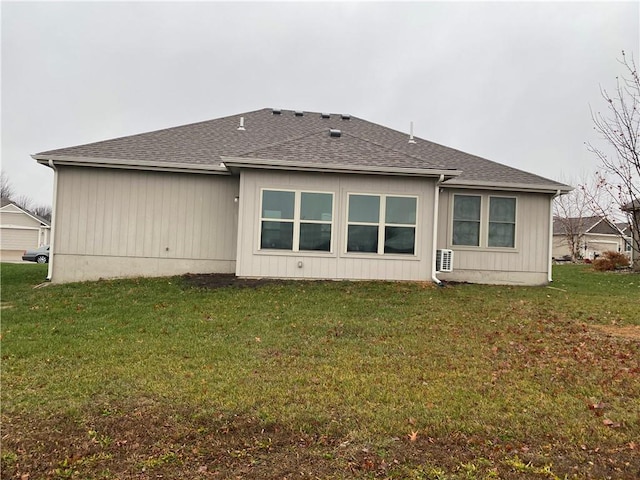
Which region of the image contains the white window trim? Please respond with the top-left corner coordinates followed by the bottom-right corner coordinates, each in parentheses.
top-left (344, 192), bottom-right (419, 256)
top-left (450, 193), bottom-right (518, 251)
top-left (258, 188), bottom-right (335, 253)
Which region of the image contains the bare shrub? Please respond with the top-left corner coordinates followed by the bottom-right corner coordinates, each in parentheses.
top-left (592, 250), bottom-right (630, 271)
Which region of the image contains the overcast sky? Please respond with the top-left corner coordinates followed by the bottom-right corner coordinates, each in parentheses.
top-left (2, 1), bottom-right (639, 207)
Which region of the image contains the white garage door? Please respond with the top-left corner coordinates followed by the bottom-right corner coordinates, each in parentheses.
top-left (0, 228), bottom-right (39, 250)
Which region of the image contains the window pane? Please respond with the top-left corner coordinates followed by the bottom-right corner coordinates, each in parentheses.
top-left (347, 225), bottom-right (378, 252)
top-left (386, 197), bottom-right (416, 225)
top-left (262, 190), bottom-right (294, 219)
top-left (488, 223), bottom-right (515, 248)
top-left (348, 195), bottom-right (380, 223)
top-left (260, 221), bottom-right (293, 249)
top-left (300, 223), bottom-right (331, 251)
top-left (454, 195), bottom-right (481, 221)
top-left (301, 193), bottom-right (332, 221)
top-left (452, 220), bottom-right (480, 246)
top-left (384, 226), bottom-right (415, 254)
top-left (490, 197), bottom-right (515, 223)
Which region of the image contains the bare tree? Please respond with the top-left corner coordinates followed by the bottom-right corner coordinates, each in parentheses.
top-left (586, 50), bottom-right (640, 270)
top-left (0, 172), bottom-right (52, 222)
top-left (1, 171), bottom-right (15, 200)
top-left (13, 194), bottom-right (33, 212)
top-left (32, 204), bottom-right (52, 222)
top-left (553, 174), bottom-right (604, 261)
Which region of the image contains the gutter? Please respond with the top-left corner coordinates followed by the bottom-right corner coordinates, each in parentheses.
top-left (221, 157), bottom-right (462, 179)
top-left (32, 155), bottom-right (230, 175)
top-left (46, 159), bottom-right (58, 281)
top-left (442, 179), bottom-right (573, 195)
top-left (548, 189), bottom-right (562, 283)
top-left (431, 174), bottom-right (445, 285)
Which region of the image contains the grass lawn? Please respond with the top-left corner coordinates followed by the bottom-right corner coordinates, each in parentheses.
top-left (1, 264), bottom-right (638, 479)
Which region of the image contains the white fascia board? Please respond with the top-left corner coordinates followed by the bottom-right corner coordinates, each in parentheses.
top-left (32, 155), bottom-right (230, 175)
top-left (220, 156), bottom-right (462, 179)
top-left (442, 179), bottom-right (573, 194)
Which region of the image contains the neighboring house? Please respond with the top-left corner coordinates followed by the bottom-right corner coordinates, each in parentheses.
top-left (0, 198), bottom-right (51, 262)
top-left (552, 216), bottom-right (631, 260)
top-left (32, 108), bottom-right (571, 285)
top-left (616, 222), bottom-right (634, 256)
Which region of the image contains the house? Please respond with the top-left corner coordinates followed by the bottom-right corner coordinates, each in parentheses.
top-left (32, 108), bottom-right (571, 285)
top-left (0, 198), bottom-right (51, 261)
top-left (552, 215), bottom-right (632, 261)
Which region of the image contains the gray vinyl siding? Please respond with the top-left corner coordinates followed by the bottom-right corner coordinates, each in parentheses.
top-left (52, 166), bottom-right (238, 282)
top-left (236, 170), bottom-right (436, 281)
top-left (436, 189), bottom-right (552, 285)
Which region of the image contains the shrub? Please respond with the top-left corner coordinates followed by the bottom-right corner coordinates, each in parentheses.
top-left (592, 250), bottom-right (630, 271)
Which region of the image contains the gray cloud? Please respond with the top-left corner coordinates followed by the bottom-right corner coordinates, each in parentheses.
top-left (2, 1), bottom-right (638, 206)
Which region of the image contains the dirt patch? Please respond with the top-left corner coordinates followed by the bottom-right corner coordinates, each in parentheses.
top-left (182, 273), bottom-right (295, 289)
top-left (592, 324), bottom-right (640, 340)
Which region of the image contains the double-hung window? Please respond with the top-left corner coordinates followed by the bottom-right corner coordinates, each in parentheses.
top-left (260, 189), bottom-right (333, 252)
top-left (451, 194), bottom-right (517, 248)
top-left (488, 197), bottom-right (516, 247)
top-left (452, 195), bottom-right (481, 246)
top-left (347, 194), bottom-right (417, 255)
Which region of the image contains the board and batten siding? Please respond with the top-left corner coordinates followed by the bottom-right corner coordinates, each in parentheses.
top-left (436, 189), bottom-right (552, 285)
top-left (52, 166), bottom-right (239, 283)
top-left (236, 170), bottom-right (437, 281)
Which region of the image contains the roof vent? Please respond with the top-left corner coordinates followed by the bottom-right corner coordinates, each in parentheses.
top-left (272, 109), bottom-right (282, 115)
top-left (294, 110), bottom-right (304, 117)
top-left (321, 113), bottom-right (330, 119)
top-left (341, 114), bottom-right (351, 120)
top-left (237, 116), bottom-right (246, 131)
top-left (329, 129), bottom-right (341, 138)
top-left (408, 121), bottom-right (416, 144)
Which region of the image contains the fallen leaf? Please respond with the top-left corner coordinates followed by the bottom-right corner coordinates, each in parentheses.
top-left (408, 431), bottom-right (418, 442)
top-left (603, 418), bottom-right (621, 428)
top-left (589, 401), bottom-right (607, 410)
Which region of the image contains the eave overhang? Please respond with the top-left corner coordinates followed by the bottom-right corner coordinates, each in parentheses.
top-left (442, 178), bottom-right (573, 195)
top-left (220, 156), bottom-right (462, 179)
top-left (32, 154), bottom-right (230, 175)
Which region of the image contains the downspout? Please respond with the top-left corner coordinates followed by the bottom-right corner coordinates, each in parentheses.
top-left (46, 159), bottom-right (58, 281)
top-left (548, 189), bottom-right (562, 283)
top-left (431, 175), bottom-right (445, 285)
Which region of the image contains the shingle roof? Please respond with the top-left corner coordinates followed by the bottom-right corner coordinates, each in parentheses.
top-left (553, 216), bottom-right (622, 236)
top-left (34, 108), bottom-right (569, 190)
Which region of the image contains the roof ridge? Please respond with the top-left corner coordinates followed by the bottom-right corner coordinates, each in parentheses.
top-left (340, 131), bottom-right (447, 169)
top-left (234, 127), bottom-right (329, 157)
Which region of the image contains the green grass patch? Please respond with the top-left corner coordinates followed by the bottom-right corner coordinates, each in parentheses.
top-left (1, 263), bottom-right (639, 478)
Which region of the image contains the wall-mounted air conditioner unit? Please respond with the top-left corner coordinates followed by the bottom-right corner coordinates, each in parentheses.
top-left (436, 249), bottom-right (453, 272)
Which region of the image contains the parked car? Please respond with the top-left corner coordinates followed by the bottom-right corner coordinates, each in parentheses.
top-left (22, 245), bottom-right (50, 264)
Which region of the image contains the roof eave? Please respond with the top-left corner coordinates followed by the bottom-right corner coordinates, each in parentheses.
top-left (220, 156), bottom-right (461, 178)
top-left (32, 154), bottom-right (230, 175)
top-left (442, 178), bottom-right (572, 194)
